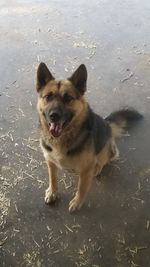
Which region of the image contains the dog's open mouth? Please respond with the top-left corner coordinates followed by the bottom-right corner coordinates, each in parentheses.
top-left (49, 122), bottom-right (63, 137)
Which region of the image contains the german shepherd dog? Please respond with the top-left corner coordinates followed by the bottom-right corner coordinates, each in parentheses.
top-left (36, 63), bottom-right (143, 212)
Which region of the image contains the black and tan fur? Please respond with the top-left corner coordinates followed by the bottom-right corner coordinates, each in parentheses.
top-left (36, 63), bottom-right (143, 212)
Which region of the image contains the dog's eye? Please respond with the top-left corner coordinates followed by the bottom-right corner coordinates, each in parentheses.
top-left (44, 92), bottom-right (53, 102)
top-left (63, 93), bottom-right (74, 103)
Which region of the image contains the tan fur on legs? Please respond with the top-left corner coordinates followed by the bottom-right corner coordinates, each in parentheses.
top-left (69, 165), bottom-right (95, 212)
top-left (110, 140), bottom-right (119, 162)
top-left (45, 161), bottom-right (58, 204)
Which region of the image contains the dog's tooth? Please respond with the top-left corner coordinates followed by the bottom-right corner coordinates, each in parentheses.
top-left (55, 125), bottom-right (58, 132)
top-left (50, 123), bottom-right (55, 130)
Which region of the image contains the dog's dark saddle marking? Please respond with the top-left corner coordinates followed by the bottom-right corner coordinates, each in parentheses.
top-left (67, 107), bottom-right (111, 156)
top-left (41, 139), bottom-right (52, 152)
top-left (92, 111), bottom-right (111, 154)
top-left (57, 81), bottom-right (61, 89)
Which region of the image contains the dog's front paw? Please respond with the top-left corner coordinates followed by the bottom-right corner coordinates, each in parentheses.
top-left (45, 187), bottom-right (57, 204)
top-left (69, 196), bottom-right (82, 213)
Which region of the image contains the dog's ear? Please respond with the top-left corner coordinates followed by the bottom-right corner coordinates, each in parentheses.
top-left (68, 64), bottom-right (87, 95)
top-left (36, 62), bottom-right (55, 92)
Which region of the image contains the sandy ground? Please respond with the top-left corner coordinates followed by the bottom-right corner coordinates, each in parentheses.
top-left (0, 0), bottom-right (150, 266)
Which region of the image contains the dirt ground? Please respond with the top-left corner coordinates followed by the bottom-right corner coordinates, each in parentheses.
top-left (0, 0), bottom-right (150, 266)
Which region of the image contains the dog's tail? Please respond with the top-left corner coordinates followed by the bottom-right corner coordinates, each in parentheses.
top-left (105, 108), bottom-right (143, 138)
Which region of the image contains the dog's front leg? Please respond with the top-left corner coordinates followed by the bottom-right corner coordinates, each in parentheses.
top-left (45, 161), bottom-right (58, 204)
top-left (69, 166), bottom-right (94, 212)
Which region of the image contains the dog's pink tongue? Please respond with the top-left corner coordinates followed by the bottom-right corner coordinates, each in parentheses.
top-left (49, 123), bottom-right (62, 137)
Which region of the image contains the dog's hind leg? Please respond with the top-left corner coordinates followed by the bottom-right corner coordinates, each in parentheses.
top-left (45, 161), bottom-right (58, 204)
top-left (109, 140), bottom-right (119, 162)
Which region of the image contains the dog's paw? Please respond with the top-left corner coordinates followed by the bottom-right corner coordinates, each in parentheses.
top-left (45, 187), bottom-right (57, 204)
top-left (69, 196), bottom-right (82, 213)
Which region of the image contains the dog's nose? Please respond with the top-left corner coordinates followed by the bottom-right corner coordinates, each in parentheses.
top-left (49, 109), bottom-right (61, 122)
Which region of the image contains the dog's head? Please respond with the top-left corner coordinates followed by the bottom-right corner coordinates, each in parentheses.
top-left (36, 63), bottom-right (88, 138)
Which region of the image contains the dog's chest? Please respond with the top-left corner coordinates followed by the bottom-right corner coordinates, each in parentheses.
top-left (41, 142), bottom-right (79, 173)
